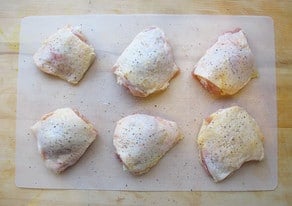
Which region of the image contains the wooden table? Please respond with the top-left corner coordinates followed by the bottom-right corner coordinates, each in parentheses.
top-left (0, 1), bottom-right (291, 205)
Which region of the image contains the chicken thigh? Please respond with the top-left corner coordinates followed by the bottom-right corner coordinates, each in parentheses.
top-left (193, 29), bottom-right (256, 96)
top-left (33, 25), bottom-right (96, 84)
top-left (113, 27), bottom-right (179, 97)
top-left (197, 106), bottom-right (264, 182)
top-left (31, 108), bottom-right (97, 174)
top-left (113, 114), bottom-right (183, 175)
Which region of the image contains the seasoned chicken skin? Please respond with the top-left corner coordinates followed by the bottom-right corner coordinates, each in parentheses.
top-left (193, 29), bottom-right (256, 96)
top-left (113, 114), bottom-right (183, 175)
top-left (33, 25), bottom-right (96, 84)
top-left (197, 106), bottom-right (264, 182)
top-left (113, 27), bottom-right (179, 97)
top-left (31, 108), bottom-right (97, 174)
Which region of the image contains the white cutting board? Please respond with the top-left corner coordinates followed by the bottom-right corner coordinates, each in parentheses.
top-left (15, 15), bottom-right (277, 191)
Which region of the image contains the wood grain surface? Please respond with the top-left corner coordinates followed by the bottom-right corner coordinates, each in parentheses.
top-left (0, 1), bottom-right (291, 205)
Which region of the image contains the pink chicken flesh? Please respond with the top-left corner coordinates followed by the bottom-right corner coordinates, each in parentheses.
top-left (33, 25), bottom-right (96, 84)
top-left (113, 114), bottom-right (183, 175)
top-left (31, 108), bottom-right (97, 174)
top-left (113, 27), bottom-right (179, 97)
top-left (193, 29), bottom-right (257, 96)
top-left (197, 106), bottom-right (264, 182)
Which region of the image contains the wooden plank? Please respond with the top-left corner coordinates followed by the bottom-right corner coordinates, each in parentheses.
top-left (0, 0), bottom-right (291, 205)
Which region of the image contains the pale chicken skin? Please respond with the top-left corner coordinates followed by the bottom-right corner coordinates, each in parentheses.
top-left (113, 114), bottom-right (183, 175)
top-left (197, 106), bottom-right (264, 182)
top-left (193, 29), bottom-right (256, 96)
top-left (31, 108), bottom-right (97, 174)
top-left (33, 25), bottom-right (96, 84)
top-left (113, 27), bottom-right (179, 97)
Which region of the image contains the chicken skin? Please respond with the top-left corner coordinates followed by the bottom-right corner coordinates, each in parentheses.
top-left (31, 108), bottom-right (97, 174)
top-left (197, 106), bottom-right (264, 182)
top-left (113, 27), bottom-right (179, 97)
top-left (113, 114), bottom-right (183, 175)
top-left (193, 29), bottom-right (256, 96)
top-left (33, 25), bottom-right (96, 84)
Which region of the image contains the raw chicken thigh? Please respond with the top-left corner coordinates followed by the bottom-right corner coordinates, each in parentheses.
top-left (197, 106), bottom-right (264, 182)
top-left (113, 27), bottom-right (179, 97)
top-left (193, 29), bottom-right (256, 96)
top-left (33, 25), bottom-right (96, 84)
top-left (113, 114), bottom-right (183, 175)
top-left (31, 108), bottom-right (97, 174)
